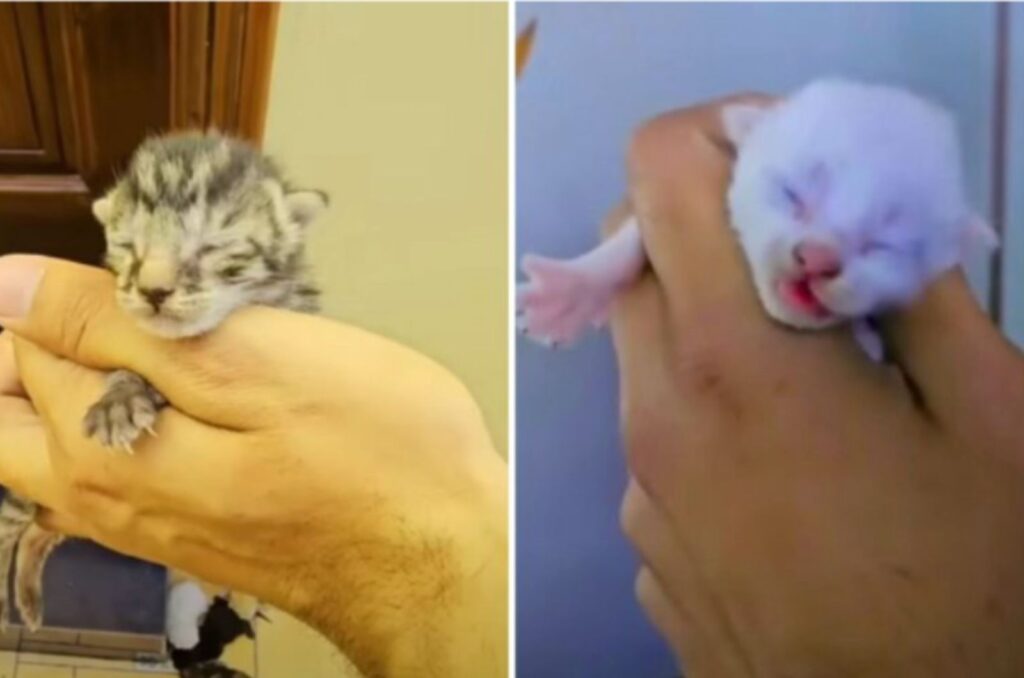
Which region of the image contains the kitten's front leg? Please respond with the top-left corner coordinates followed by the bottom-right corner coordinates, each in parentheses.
top-left (517, 216), bottom-right (647, 347)
top-left (83, 370), bottom-right (167, 452)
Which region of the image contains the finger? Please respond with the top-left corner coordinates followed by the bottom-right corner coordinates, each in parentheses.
top-left (14, 337), bottom-right (205, 464)
top-left (626, 94), bottom-right (774, 324)
top-left (14, 336), bottom-right (260, 534)
top-left (621, 481), bottom-right (758, 677)
top-left (0, 255), bottom-right (280, 429)
top-left (634, 567), bottom-right (688, 666)
top-left (0, 331), bottom-right (25, 397)
top-left (622, 99), bottom-right (880, 412)
top-left (0, 395), bottom-right (59, 507)
top-left (880, 269), bottom-right (1024, 423)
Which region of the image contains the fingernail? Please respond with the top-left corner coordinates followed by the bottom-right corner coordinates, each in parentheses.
top-left (0, 256), bottom-right (44, 320)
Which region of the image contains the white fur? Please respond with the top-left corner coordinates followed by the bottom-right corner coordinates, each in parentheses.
top-left (517, 78), bottom-right (994, 353)
top-left (725, 78), bottom-right (996, 330)
top-left (166, 581), bottom-right (209, 650)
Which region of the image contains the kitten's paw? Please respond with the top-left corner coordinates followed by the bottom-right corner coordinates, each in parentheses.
top-left (83, 376), bottom-right (162, 451)
top-left (516, 255), bottom-right (613, 347)
top-left (17, 587), bottom-right (41, 633)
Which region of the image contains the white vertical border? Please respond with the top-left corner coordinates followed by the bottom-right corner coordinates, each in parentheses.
top-left (506, 1), bottom-right (517, 677)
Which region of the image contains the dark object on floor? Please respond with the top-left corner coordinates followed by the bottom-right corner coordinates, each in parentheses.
top-left (0, 504), bottom-right (167, 659)
top-left (169, 596), bottom-right (255, 671)
top-left (180, 661), bottom-right (252, 678)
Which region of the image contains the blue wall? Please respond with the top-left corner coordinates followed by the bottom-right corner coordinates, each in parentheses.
top-left (515, 4), bottom-right (998, 676)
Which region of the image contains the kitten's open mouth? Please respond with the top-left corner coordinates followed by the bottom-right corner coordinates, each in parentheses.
top-left (777, 277), bottom-right (832, 319)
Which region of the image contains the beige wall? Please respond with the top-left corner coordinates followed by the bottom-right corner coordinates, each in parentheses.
top-left (264, 3), bottom-right (508, 454)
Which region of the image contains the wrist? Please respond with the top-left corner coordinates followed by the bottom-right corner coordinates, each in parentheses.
top-left (285, 449), bottom-right (507, 678)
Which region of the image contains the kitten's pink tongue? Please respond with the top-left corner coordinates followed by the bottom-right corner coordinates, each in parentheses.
top-left (778, 278), bottom-right (829, 318)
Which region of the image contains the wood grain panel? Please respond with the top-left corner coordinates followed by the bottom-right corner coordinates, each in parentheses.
top-left (0, 5), bottom-right (40, 148)
top-left (0, 174), bottom-right (103, 262)
top-left (0, 4), bottom-right (63, 170)
top-left (172, 2), bottom-right (278, 142)
top-left (1, 1), bottom-right (278, 265)
top-left (170, 2), bottom-right (211, 129)
top-left (43, 2), bottom-right (171, 191)
top-left (208, 2), bottom-right (278, 143)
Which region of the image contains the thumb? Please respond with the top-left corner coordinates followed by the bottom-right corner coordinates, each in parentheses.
top-left (0, 255), bottom-right (273, 429)
top-left (0, 255), bottom-right (170, 373)
top-left (879, 269), bottom-right (1024, 423)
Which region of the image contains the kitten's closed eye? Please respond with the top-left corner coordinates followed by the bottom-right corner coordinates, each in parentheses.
top-left (780, 182), bottom-right (809, 221)
top-left (860, 241), bottom-right (892, 254)
top-left (219, 265), bottom-right (246, 280)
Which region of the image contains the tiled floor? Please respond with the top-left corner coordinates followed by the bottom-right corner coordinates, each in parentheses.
top-left (0, 608), bottom-right (360, 677)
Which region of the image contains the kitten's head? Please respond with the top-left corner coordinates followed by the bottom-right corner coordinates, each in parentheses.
top-left (94, 131), bottom-right (327, 338)
top-left (724, 79), bottom-right (996, 329)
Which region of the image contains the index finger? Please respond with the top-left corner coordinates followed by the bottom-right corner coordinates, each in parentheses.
top-left (0, 255), bottom-right (282, 429)
top-left (626, 94), bottom-right (775, 326)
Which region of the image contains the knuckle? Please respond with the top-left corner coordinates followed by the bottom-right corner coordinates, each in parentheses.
top-left (618, 482), bottom-right (645, 541)
top-left (62, 469), bottom-right (139, 537)
top-left (620, 414), bottom-right (664, 490)
top-left (668, 326), bottom-right (754, 408)
top-left (634, 567), bottom-right (658, 609)
top-left (727, 90), bottom-right (772, 106)
top-left (673, 342), bottom-right (733, 396)
top-left (628, 116), bottom-right (701, 171)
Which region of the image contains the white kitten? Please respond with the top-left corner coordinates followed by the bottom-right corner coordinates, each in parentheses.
top-left (517, 78), bottom-right (997, 358)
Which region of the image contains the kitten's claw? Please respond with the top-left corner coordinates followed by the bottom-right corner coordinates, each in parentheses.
top-left (516, 255), bottom-right (614, 348)
top-left (83, 371), bottom-right (164, 452)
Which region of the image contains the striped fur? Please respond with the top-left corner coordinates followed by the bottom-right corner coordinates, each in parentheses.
top-left (0, 492), bottom-right (36, 629)
top-left (0, 130), bottom-right (326, 631)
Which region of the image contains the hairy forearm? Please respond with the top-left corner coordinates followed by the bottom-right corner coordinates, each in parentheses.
top-left (286, 455), bottom-right (508, 678)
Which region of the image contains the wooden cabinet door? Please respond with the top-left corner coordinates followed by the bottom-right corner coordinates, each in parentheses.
top-left (0, 2), bottom-right (278, 265)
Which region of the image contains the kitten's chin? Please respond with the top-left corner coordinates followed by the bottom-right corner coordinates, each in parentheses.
top-left (133, 312), bottom-right (225, 339)
top-left (755, 278), bottom-right (844, 331)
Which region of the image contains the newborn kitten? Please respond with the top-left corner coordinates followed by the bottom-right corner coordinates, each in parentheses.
top-left (0, 130), bottom-right (327, 630)
top-left (517, 78), bottom-right (997, 357)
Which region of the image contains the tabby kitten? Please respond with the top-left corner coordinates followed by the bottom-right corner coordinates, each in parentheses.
top-left (0, 130), bottom-right (327, 630)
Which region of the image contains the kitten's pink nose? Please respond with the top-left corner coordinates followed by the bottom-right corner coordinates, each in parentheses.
top-left (793, 241), bottom-right (842, 277)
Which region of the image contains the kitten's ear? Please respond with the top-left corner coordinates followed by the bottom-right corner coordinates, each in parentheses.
top-left (961, 214), bottom-right (999, 257)
top-left (285, 190), bottom-right (328, 227)
top-left (92, 195), bottom-right (114, 225)
top-left (722, 103), bottom-right (771, 147)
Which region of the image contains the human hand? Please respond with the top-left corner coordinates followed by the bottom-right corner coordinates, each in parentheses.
top-left (612, 96), bottom-right (1024, 677)
top-left (0, 255), bottom-right (507, 678)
